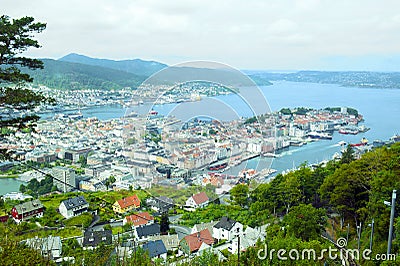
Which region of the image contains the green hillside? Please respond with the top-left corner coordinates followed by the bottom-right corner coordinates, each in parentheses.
top-left (59, 53), bottom-right (168, 77)
top-left (23, 59), bottom-right (147, 90)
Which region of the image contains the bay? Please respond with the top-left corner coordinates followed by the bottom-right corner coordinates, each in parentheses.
top-left (2, 81), bottom-right (400, 194)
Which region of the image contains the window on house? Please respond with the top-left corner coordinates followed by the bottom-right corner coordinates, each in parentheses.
top-left (102, 237), bottom-right (107, 241)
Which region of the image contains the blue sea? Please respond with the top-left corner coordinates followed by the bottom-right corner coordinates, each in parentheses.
top-left (1, 81), bottom-right (400, 194)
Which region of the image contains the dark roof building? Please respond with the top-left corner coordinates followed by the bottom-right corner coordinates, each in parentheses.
top-left (59, 195), bottom-right (89, 219)
top-left (146, 196), bottom-right (174, 214)
top-left (83, 229), bottom-right (112, 248)
top-left (135, 223), bottom-right (160, 239)
top-left (141, 240), bottom-right (167, 259)
top-left (214, 216), bottom-right (236, 230)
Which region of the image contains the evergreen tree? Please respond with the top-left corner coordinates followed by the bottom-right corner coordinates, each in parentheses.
top-left (160, 212), bottom-right (170, 233)
top-left (0, 15), bottom-right (52, 158)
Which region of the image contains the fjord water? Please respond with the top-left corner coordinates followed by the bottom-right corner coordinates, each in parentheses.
top-left (1, 81), bottom-right (400, 194)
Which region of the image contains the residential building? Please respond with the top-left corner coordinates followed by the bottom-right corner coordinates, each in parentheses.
top-left (149, 234), bottom-right (180, 251)
top-left (123, 212), bottom-right (154, 227)
top-left (59, 196), bottom-right (89, 219)
top-left (146, 196), bottom-right (174, 214)
top-left (82, 229), bottom-right (113, 249)
top-left (185, 192), bottom-right (209, 209)
top-left (79, 178), bottom-right (107, 192)
top-left (135, 223), bottom-right (160, 241)
top-left (113, 195), bottom-right (141, 214)
top-left (213, 216), bottom-right (243, 241)
top-left (52, 166), bottom-right (76, 193)
top-left (191, 221), bottom-right (218, 234)
top-left (141, 240), bottom-right (167, 261)
top-left (229, 225), bottom-right (267, 254)
top-left (11, 199), bottom-right (44, 223)
top-left (179, 229), bottom-right (214, 254)
top-left (25, 235), bottom-right (62, 260)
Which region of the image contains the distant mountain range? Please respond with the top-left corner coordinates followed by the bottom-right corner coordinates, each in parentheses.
top-left (23, 53), bottom-right (400, 90)
top-left (24, 53), bottom-right (272, 90)
top-left (249, 70), bottom-right (400, 89)
top-left (59, 53), bottom-right (167, 77)
top-left (23, 53), bottom-right (168, 90)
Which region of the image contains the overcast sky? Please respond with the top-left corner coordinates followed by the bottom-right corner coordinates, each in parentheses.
top-left (3, 0), bottom-right (400, 71)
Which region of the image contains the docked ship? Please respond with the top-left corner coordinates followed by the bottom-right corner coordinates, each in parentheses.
top-left (307, 131), bottom-right (333, 140)
top-left (339, 126), bottom-right (359, 135)
top-left (350, 137), bottom-right (369, 147)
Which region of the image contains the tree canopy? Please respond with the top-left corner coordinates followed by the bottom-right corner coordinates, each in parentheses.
top-left (0, 15), bottom-right (51, 158)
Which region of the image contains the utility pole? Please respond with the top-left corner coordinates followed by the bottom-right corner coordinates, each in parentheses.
top-left (237, 235), bottom-right (240, 266)
top-left (357, 222), bottom-right (362, 253)
top-left (369, 219), bottom-right (374, 251)
top-left (387, 190), bottom-right (396, 256)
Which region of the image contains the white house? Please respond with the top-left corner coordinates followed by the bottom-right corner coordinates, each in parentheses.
top-left (213, 216), bottom-right (243, 241)
top-left (59, 196), bottom-right (89, 219)
top-left (185, 192), bottom-right (209, 209)
top-left (228, 224), bottom-right (268, 254)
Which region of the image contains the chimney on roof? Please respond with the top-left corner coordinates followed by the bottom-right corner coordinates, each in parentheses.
top-left (197, 232), bottom-right (200, 238)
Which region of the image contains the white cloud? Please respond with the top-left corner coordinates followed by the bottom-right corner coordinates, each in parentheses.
top-left (2, 0), bottom-right (400, 70)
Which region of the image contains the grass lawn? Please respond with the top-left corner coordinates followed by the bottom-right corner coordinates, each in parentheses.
top-left (64, 213), bottom-right (93, 227)
top-left (112, 226), bottom-right (123, 235)
top-left (17, 226), bottom-right (83, 241)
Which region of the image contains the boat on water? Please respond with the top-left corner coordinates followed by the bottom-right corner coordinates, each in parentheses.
top-left (307, 131), bottom-right (333, 140)
top-left (337, 141), bottom-right (347, 146)
top-left (125, 111), bottom-right (138, 118)
top-left (390, 134), bottom-right (400, 143)
top-left (350, 137), bottom-right (369, 147)
top-left (54, 111), bottom-right (83, 120)
top-left (339, 126), bottom-right (359, 135)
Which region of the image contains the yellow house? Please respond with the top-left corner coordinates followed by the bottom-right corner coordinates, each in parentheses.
top-left (113, 195), bottom-right (141, 214)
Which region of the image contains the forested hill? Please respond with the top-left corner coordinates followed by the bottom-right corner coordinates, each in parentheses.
top-left (24, 59), bottom-right (148, 90)
top-left (23, 54), bottom-right (272, 90)
top-left (59, 53), bottom-right (168, 77)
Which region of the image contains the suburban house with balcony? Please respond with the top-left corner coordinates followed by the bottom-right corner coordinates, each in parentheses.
top-left (213, 216), bottom-right (243, 241)
top-left (59, 196), bottom-right (89, 219)
top-left (113, 194), bottom-right (141, 214)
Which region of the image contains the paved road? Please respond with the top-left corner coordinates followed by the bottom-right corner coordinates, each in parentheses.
top-left (90, 220), bottom-right (123, 231)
